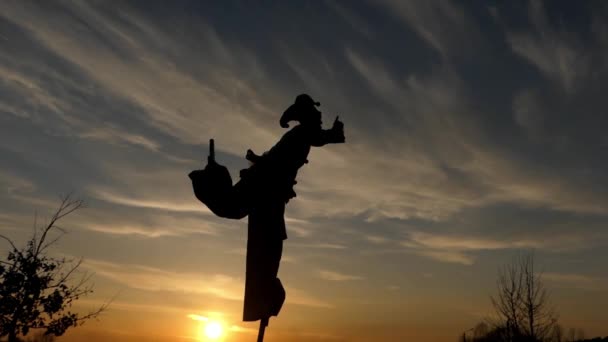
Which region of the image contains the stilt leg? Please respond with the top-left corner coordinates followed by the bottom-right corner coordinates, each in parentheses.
top-left (257, 317), bottom-right (269, 342)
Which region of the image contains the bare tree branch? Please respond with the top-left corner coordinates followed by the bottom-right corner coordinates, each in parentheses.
top-left (35, 194), bottom-right (83, 257)
top-left (0, 234), bottom-right (17, 251)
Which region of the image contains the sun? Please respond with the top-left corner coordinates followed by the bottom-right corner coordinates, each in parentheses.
top-left (202, 321), bottom-right (223, 340)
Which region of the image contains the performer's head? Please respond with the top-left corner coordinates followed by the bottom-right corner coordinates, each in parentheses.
top-left (280, 94), bottom-right (322, 128)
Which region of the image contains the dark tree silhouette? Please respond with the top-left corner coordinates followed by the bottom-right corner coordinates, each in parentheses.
top-left (0, 195), bottom-right (107, 342)
top-left (462, 253), bottom-right (602, 342)
top-left (462, 253), bottom-right (558, 342)
top-left (490, 253), bottom-right (557, 341)
top-left (551, 324), bottom-right (564, 342)
top-left (461, 322), bottom-right (600, 342)
top-left (491, 255), bottom-right (526, 341)
top-left (567, 328), bottom-right (588, 342)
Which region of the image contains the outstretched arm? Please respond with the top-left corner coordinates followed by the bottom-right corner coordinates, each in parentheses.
top-left (311, 116), bottom-right (345, 147)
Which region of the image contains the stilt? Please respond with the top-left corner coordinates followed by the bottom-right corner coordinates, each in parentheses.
top-left (257, 317), bottom-right (269, 342)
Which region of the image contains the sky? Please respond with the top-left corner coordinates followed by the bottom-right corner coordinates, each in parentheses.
top-left (0, 1), bottom-right (607, 341)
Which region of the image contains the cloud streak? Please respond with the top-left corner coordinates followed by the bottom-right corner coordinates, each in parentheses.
top-left (84, 259), bottom-right (332, 308)
top-left (318, 270), bottom-right (363, 281)
top-left (544, 272), bottom-right (608, 292)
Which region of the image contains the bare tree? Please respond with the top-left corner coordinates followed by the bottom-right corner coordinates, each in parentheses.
top-left (474, 322), bottom-right (490, 340)
top-left (490, 253), bottom-right (557, 342)
top-left (520, 254), bottom-right (557, 340)
top-left (566, 328), bottom-right (577, 342)
top-left (0, 195), bottom-right (107, 342)
top-left (550, 324), bottom-right (563, 342)
top-left (565, 328), bottom-right (586, 342)
top-left (24, 331), bottom-right (55, 342)
top-left (491, 256), bottom-right (525, 341)
top-left (576, 328), bottom-right (586, 342)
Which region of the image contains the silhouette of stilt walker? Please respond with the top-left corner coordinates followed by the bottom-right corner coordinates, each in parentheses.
top-left (189, 94), bottom-right (345, 341)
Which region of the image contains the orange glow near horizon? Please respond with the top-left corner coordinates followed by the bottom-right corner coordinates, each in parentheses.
top-left (189, 314), bottom-right (227, 341)
top-left (203, 321), bottom-right (223, 340)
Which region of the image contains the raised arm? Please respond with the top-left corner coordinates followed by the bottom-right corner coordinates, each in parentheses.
top-left (311, 116), bottom-right (345, 147)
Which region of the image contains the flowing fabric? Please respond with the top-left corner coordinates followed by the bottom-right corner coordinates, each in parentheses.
top-left (188, 161), bottom-right (248, 220)
top-left (189, 159), bottom-right (286, 321)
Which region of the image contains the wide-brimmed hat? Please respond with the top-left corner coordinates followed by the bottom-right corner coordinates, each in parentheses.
top-left (280, 94), bottom-right (320, 128)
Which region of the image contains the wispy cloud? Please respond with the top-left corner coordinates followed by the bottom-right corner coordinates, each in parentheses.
top-left (83, 259), bottom-right (243, 300)
top-left (422, 250), bottom-right (475, 266)
top-left (285, 287), bottom-right (335, 309)
top-left (544, 272), bottom-right (608, 292)
top-left (90, 188), bottom-right (208, 214)
top-left (376, 0), bottom-right (481, 58)
top-left (364, 235), bottom-right (388, 244)
top-left (0, 2), bottom-right (281, 156)
top-left (187, 314), bottom-right (209, 322)
top-left (326, 0), bottom-right (374, 38)
top-left (292, 243), bottom-right (347, 250)
top-left (84, 259), bottom-right (332, 308)
top-left (0, 170), bottom-right (36, 195)
top-left (0, 64), bottom-right (70, 119)
top-left (79, 125), bottom-right (160, 151)
top-left (505, 0), bottom-right (587, 93)
top-left (318, 269), bottom-right (363, 281)
top-left (400, 230), bottom-right (595, 265)
top-left (85, 221), bottom-right (215, 238)
top-left (407, 232), bottom-right (541, 251)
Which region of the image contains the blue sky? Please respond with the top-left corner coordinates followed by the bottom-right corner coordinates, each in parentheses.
top-left (1, 1), bottom-right (607, 341)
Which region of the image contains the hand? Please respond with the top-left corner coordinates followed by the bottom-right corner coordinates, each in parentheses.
top-left (332, 115), bottom-right (344, 130)
top-left (332, 115), bottom-right (345, 143)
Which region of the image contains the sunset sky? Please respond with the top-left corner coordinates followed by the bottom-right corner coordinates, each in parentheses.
top-left (1, 1), bottom-right (607, 341)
